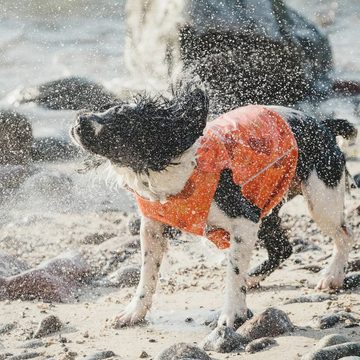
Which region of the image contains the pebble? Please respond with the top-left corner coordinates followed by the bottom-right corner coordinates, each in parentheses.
top-left (33, 315), bottom-right (63, 338)
top-left (139, 351), bottom-right (149, 358)
top-left (83, 351), bottom-right (116, 360)
top-left (237, 308), bottom-right (294, 341)
top-left (128, 217), bottom-right (141, 236)
top-left (0, 322), bottom-right (16, 335)
top-left (302, 342), bottom-right (360, 360)
top-left (201, 326), bottom-right (247, 353)
top-left (245, 337), bottom-right (277, 353)
top-left (343, 272), bottom-right (360, 290)
top-left (103, 266), bottom-right (140, 288)
top-left (19, 340), bottom-right (45, 349)
top-left (284, 294), bottom-right (334, 305)
top-left (318, 312), bottom-right (357, 329)
top-left (7, 353), bottom-right (42, 360)
top-left (82, 232), bottom-right (116, 245)
top-left (156, 343), bottom-right (211, 360)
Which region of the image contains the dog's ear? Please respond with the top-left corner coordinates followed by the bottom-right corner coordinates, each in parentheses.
top-left (177, 79), bottom-right (209, 133)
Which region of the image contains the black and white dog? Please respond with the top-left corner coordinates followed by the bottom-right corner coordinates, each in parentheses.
top-left (71, 82), bottom-right (356, 329)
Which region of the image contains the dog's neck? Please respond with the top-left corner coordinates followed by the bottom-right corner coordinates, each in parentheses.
top-left (112, 142), bottom-right (198, 203)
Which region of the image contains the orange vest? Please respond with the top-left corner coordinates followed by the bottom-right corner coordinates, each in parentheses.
top-left (135, 105), bottom-right (298, 249)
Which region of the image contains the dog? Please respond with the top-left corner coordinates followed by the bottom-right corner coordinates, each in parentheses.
top-left (70, 81), bottom-right (357, 329)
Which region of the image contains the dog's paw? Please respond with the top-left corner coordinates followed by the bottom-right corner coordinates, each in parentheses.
top-left (316, 272), bottom-right (345, 291)
top-left (112, 301), bottom-right (148, 328)
top-left (246, 275), bottom-right (262, 289)
top-left (217, 308), bottom-right (251, 330)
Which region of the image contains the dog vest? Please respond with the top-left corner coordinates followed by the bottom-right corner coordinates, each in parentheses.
top-left (135, 105), bottom-right (298, 249)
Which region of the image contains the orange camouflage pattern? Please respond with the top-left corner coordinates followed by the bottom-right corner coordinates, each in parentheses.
top-left (135, 105), bottom-right (298, 249)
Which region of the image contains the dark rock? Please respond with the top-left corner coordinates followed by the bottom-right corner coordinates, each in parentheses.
top-left (139, 351), bottom-right (149, 358)
top-left (7, 353), bottom-right (42, 360)
top-left (163, 226), bottom-right (182, 240)
top-left (102, 266), bottom-right (140, 288)
top-left (33, 315), bottom-right (63, 338)
top-left (128, 217), bottom-right (141, 236)
top-left (237, 308), bottom-right (294, 341)
top-left (0, 111), bottom-right (33, 165)
top-left (302, 342), bottom-right (360, 360)
top-left (348, 260), bottom-right (360, 272)
top-left (156, 343), bottom-right (211, 360)
top-left (298, 265), bottom-right (322, 273)
top-left (83, 351), bottom-right (116, 360)
top-left (318, 312), bottom-right (358, 329)
top-left (245, 337), bottom-right (277, 353)
top-left (31, 137), bottom-right (80, 162)
top-left (17, 77), bottom-right (117, 111)
top-left (284, 294), bottom-right (334, 305)
top-left (82, 232), bottom-right (116, 245)
top-left (354, 174), bottom-right (360, 188)
top-left (0, 251), bottom-right (90, 302)
top-left (343, 272), bottom-right (360, 290)
top-left (314, 334), bottom-right (349, 351)
top-left (0, 322), bottom-right (16, 335)
top-left (201, 326), bottom-right (247, 353)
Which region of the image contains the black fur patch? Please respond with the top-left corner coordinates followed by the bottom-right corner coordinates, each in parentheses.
top-left (286, 113), bottom-right (346, 187)
top-left (214, 169), bottom-right (261, 222)
top-left (73, 82), bottom-right (209, 173)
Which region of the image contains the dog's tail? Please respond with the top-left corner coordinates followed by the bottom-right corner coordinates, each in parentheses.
top-left (322, 118), bottom-right (358, 140)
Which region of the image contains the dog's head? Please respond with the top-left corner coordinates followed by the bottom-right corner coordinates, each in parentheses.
top-left (70, 81), bottom-right (209, 173)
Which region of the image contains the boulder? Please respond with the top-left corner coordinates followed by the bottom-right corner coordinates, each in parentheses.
top-left (17, 77), bottom-right (117, 111)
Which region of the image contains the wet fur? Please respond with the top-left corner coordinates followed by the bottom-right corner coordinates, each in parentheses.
top-left (71, 83), bottom-right (356, 329)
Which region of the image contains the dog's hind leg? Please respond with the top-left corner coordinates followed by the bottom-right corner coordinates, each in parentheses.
top-left (247, 203), bottom-right (292, 287)
top-left (113, 216), bottom-right (167, 327)
top-left (217, 218), bottom-right (260, 329)
top-left (302, 170), bottom-right (355, 290)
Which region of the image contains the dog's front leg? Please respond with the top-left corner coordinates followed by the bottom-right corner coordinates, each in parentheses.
top-left (218, 219), bottom-right (259, 329)
top-left (114, 216), bottom-right (167, 327)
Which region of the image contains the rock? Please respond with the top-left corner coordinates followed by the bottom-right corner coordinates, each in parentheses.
top-left (128, 217), bottom-right (141, 236)
top-left (33, 315), bottom-right (63, 338)
top-left (237, 308), bottom-right (294, 341)
top-left (19, 340), bottom-right (45, 349)
top-left (156, 343), bottom-right (211, 360)
top-left (31, 137), bottom-right (80, 162)
top-left (17, 77), bottom-right (117, 111)
top-left (201, 326), bottom-right (247, 353)
top-left (0, 322), bottom-right (16, 335)
top-left (318, 312), bottom-right (358, 329)
top-left (163, 226), bottom-right (182, 240)
top-left (0, 251), bottom-right (90, 302)
top-left (302, 342), bottom-right (360, 360)
top-left (314, 334), bottom-right (350, 351)
top-left (139, 351), bottom-right (149, 358)
top-left (82, 232), bottom-right (116, 245)
top-left (126, 0), bottom-right (334, 112)
top-left (245, 337), bottom-right (277, 353)
top-left (102, 266), bottom-right (140, 288)
top-left (354, 174), bottom-right (360, 188)
top-left (83, 351), bottom-right (116, 360)
top-left (0, 253), bottom-right (29, 277)
top-left (343, 272), bottom-right (360, 290)
top-left (298, 265), bottom-right (322, 273)
top-left (348, 260), bottom-right (360, 272)
top-left (0, 111), bottom-right (33, 165)
top-left (7, 353), bottom-right (42, 360)
top-left (284, 294), bottom-right (334, 305)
